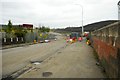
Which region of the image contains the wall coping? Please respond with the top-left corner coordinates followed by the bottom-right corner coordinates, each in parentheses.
top-left (93, 22), bottom-right (118, 32)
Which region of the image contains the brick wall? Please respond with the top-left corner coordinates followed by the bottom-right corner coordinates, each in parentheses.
top-left (91, 22), bottom-right (120, 78)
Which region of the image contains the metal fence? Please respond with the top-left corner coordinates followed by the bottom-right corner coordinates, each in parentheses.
top-left (1, 31), bottom-right (51, 45)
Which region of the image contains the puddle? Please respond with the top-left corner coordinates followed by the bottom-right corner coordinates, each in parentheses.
top-left (33, 62), bottom-right (41, 65)
top-left (30, 61), bottom-right (43, 65)
top-left (42, 72), bottom-right (53, 77)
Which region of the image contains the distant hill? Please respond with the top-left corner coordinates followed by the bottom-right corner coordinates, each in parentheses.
top-left (84, 20), bottom-right (118, 31)
top-left (54, 20), bottom-right (118, 33)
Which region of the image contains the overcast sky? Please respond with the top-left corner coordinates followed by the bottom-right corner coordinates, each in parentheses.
top-left (0, 0), bottom-right (119, 28)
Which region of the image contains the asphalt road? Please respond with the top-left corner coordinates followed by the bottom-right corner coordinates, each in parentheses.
top-left (2, 32), bottom-right (66, 78)
top-left (2, 32), bottom-right (105, 78)
top-left (19, 39), bottom-right (105, 78)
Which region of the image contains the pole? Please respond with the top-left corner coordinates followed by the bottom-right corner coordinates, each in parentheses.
top-left (75, 4), bottom-right (84, 34)
top-left (81, 5), bottom-right (84, 34)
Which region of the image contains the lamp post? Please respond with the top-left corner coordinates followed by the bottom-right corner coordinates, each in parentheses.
top-left (118, 1), bottom-right (120, 20)
top-left (75, 4), bottom-right (84, 35)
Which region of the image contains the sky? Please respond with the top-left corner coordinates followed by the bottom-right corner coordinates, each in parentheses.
top-left (0, 0), bottom-right (119, 28)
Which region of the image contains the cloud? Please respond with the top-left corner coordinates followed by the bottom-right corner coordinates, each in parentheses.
top-left (1, 0), bottom-right (119, 28)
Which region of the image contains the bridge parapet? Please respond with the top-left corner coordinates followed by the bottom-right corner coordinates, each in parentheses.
top-left (91, 22), bottom-right (120, 78)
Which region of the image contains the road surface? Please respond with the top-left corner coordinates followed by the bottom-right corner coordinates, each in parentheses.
top-left (2, 33), bottom-right (65, 77)
top-left (2, 33), bottom-right (105, 78)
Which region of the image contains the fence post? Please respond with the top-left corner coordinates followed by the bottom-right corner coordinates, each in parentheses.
top-left (4, 38), bottom-right (6, 43)
top-left (16, 37), bottom-right (18, 42)
top-left (21, 37), bottom-right (23, 42)
top-left (11, 38), bottom-right (13, 42)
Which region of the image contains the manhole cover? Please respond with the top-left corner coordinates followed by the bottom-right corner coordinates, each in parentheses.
top-left (30, 61), bottom-right (42, 65)
top-left (42, 72), bottom-right (53, 77)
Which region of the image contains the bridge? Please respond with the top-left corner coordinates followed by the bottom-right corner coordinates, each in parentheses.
top-left (1, 20), bottom-right (120, 79)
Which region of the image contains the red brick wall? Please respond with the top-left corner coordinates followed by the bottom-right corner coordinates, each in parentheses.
top-left (91, 22), bottom-right (119, 78)
top-left (93, 37), bottom-right (118, 61)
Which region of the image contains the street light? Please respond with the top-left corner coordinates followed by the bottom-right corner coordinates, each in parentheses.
top-left (74, 4), bottom-right (84, 35)
top-left (118, 1), bottom-right (120, 20)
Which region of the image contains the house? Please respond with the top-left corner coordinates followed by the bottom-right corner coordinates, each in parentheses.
top-left (22, 24), bottom-right (33, 29)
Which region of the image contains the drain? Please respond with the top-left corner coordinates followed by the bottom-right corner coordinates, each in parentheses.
top-left (30, 61), bottom-right (43, 65)
top-left (42, 72), bottom-right (53, 77)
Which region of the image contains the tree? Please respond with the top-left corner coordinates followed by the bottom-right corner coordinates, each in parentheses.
top-left (46, 27), bottom-right (50, 32)
top-left (35, 26), bottom-right (50, 33)
top-left (41, 26), bottom-right (45, 32)
top-left (13, 26), bottom-right (27, 37)
top-left (7, 20), bottom-right (13, 33)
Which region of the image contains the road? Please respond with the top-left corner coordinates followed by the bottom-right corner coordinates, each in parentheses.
top-left (2, 32), bottom-right (105, 78)
top-left (2, 33), bottom-right (66, 77)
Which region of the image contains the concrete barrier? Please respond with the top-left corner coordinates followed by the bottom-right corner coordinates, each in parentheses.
top-left (91, 22), bottom-right (120, 78)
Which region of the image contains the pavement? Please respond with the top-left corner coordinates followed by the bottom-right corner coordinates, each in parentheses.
top-left (18, 40), bottom-right (106, 78)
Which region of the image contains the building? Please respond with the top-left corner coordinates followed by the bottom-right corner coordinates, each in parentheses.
top-left (0, 24), bottom-right (33, 32)
top-left (22, 24), bottom-right (33, 29)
